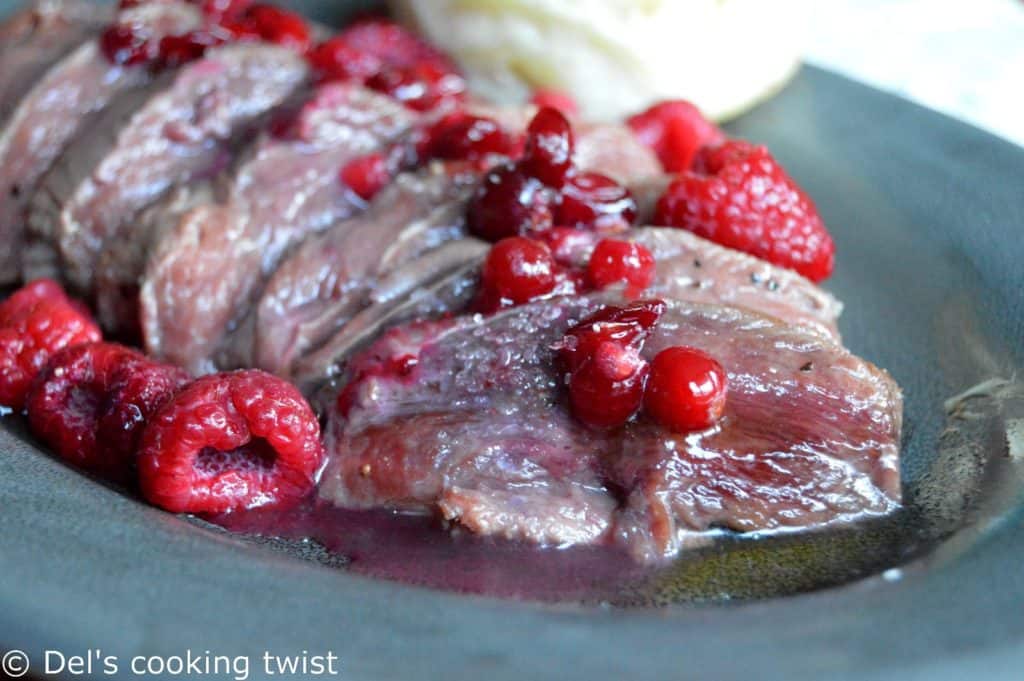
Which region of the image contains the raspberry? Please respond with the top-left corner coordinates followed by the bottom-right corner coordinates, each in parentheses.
top-left (420, 113), bottom-right (516, 164)
top-left (0, 282), bottom-right (101, 410)
top-left (529, 88), bottom-right (578, 117)
top-left (568, 340), bottom-right (648, 428)
top-left (307, 36), bottom-right (382, 83)
top-left (654, 140), bottom-right (835, 282)
top-left (521, 107), bottom-right (574, 188)
top-left (556, 171), bottom-right (637, 230)
top-left (137, 370), bottom-right (324, 514)
top-left (556, 299), bottom-right (665, 374)
top-left (627, 99), bottom-right (724, 173)
top-left (340, 152), bottom-right (391, 202)
top-left (26, 343), bottom-right (188, 481)
top-left (99, 22), bottom-right (156, 66)
top-left (644, 346), bottom-right (728, 432)
top-left (586, 238), bottom-right (655, 296)
top-left (467, 163), bottom-right (555, 242)
top-left (477, 237), bottom-right (558, 310)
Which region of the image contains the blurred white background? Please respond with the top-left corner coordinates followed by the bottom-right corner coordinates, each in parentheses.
top-left (805, 0), bottom-right (1024, 147)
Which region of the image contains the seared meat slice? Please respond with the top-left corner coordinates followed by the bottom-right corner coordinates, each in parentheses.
top-left (321, 295), bottom-right (901, 562)
top-left (250, 162), bottom-right (478, 377)
top-left (26, 41), bottom-right (308, 293)
top-left (248, 119), bottom-right (659, 380)
top-left (4, 1), bottom-right (199, 285)
top-left (139, 83), bottom-right (414, 374)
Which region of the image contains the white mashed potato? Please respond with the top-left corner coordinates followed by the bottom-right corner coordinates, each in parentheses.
top-left (391, 0), bottom-right (806, 122)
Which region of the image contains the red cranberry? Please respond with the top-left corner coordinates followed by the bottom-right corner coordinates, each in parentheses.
top-left (479, 237), bottom-right (557, 308)
top-left (240, 4), bottom-right (310, 51)
top-left (521, 107), bottom-right (574, 188)
top-left (587, 239), bottom-right (656, 296)
top-left (157, 29), bottom-right (228, 68)
top-left (530, 88), bottom-right (578, 117)
top-left (467, 164), bottom-right (555, 242)
top-left (366, 62), bottom-right (466, 112)
top-left (557, 299), bottom-right (665, 373)
top-left (100, 23), bottom-right (156, 66)
top-left (644, 346), bottom-right (728, 432)
top-left (340, 153), bottom-right (391, 202)
top-left (421, 113), bottom-right (516, 163)
top-left (568, 341), bottom-right (648, 428)
top-left (557, 171), bottom-right (637, 230)
top-left (307, 36), bottom-right (382, 83)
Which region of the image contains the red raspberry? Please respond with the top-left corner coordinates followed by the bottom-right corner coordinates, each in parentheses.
top-left (26, 343), bottom-right (188, 481)
top-left (137, 370), bottom-right (324, 514)
top-left (529, 88), bottom-right (578, 117)
top-left (0, 282), bottom-right (101, 410)
top-left (307, 36), bottom-right (382, 83)
top-left (521, 107), bottom-right (574, 188)
top-left (627, 99), bottom-right (724, 173)
top-left (420, 113), bottom-right (516, 164)
top-left (467, 163), bottom-right (555, 242)
top-left (556, 299), bottom-right (665, 374)
top-left (568, 340), bottom-right (648, 429)
top-left (644, 346), bottom-right (727, 432)
top-left (366, 62), bottom-right (466, 112)
top-left (654, 140), bottom-right (835, 282)
top-left (340, 152), bottom-right (391, 202)
top-left (99, 22), bottom-right (156, 66)
top-left (586, 238), bottom-right (656, 296)
top-left (556, 172), bottom-right (637, 230)
top-left (478, 237), bottom-right (558, 310)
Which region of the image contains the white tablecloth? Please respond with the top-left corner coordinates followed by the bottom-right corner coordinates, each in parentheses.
top-left (804, 0), bottom-right (1024, 148)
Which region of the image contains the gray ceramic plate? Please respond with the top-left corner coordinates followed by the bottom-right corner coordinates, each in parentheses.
top-left (2, 2), bottom-right (1024, 679)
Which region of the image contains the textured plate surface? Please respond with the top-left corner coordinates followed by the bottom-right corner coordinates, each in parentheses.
top-left (2, 1), bottom-right (1024, 678)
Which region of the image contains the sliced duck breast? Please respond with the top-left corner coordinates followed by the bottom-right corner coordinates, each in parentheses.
top-left (322, 294), bottom-right (901, 562)
top-left (3, 1), bottom-right (200, 285)
top-left (139, 83), bottom-right (415, 374)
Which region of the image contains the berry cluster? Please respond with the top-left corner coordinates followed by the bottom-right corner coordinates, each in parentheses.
top-left (555, 301), bottom-right (728, 431)
top-left (1, 280), bottom-right (323, 514)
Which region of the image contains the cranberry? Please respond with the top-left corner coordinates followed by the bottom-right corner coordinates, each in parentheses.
top-left (478, 237), bottom-right (557, 309)
top-left (557, 171), bottom-right (637, 230)
top-left (157, 29), bottom-right (228, 68)
top-left (239, 4), bottom-right (310, 51)
top-left (137, 370), bottom-right (324, 514)
top-left (568, 341), bottom-right (648, 428)
top-left (587, 239), bottom-right (655, 296)
top-left (100, 23), bottom-right (156, 66)
top-left (466, 164), bottom-right (555, 242)
top-left (521, 107), bottom-right (574, 188)
top-left (556, 299), bottom-right (665, 373)
top-left (340, 153), bottom-right (391, 202)
top-left (644, 346), bottom-right (728, 432)
top-left (366, 62), bottom-right (466, 112)
top-left (627, 99), bottom-right (724, 173)
top-left (530, 88), bottom-right (578, 117)
top-left (421, 113), bottom-right (516, 163)
top-left (307, 36), bottom-right (382, 83)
